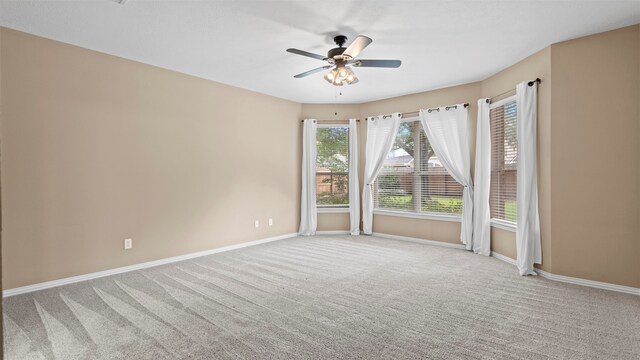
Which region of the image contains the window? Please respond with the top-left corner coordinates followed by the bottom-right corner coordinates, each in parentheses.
top-left (489, 97), bottom-right (517, 223)
top-left (374, 119), bottom-right (463, 216)
top-left (316, 126), bottom-right (349, 208)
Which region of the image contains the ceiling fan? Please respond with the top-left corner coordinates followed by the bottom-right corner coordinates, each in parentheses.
top-left (287, 35), bottom-right (401, 86)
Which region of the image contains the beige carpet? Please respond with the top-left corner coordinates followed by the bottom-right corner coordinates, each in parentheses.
top-left (4, 235), bottom-right (640, 359)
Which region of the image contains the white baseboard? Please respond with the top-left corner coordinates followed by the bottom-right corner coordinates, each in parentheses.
top-left (490, 251), bottom-right (517, 266)
top-left (535, 268), bottom-right (640, 296)
top-left (3, 233), bottom-right (298, 298)
top-left (316, 230), bottom-right (352, 235)
top-left (372, 232), bottom-right (466, 250)
top-left (490, 251), bottom-right (639, 296)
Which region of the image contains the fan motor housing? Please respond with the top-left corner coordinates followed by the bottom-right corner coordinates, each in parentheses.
top-left (327, 47), bottom-right (346, 59)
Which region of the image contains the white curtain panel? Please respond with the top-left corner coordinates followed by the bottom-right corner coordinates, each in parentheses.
top-left (472, 99), bottom-right (491, 256)
top-left (348, 118), bottom-right (360, 235)
top-left (299, 119), bottom-right (317, 236)
top-left (516, 81), bottom-right (542, 275)
top-left (420, 105), bottom-right (474, 247)
top-left (362, 113), bottom-right (401, 234)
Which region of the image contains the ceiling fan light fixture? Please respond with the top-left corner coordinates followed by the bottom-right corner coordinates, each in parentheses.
top-left (325, 66), bottom-right (357, 86)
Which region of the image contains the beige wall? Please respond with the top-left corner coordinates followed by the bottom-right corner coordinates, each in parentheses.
top-left (300, 103), bottom-right (361, 121)
top-left (317, 212), bottom-right (351, 232)
top-left (481, 47), bottom-right (552, 271)
top-left (550, 25), bottom-right (640, 287)
top-left (2, 24), bottom-right (639, 291)
top-left (478, 26), bottom-right (640, 288)
top-left (1, 28), bottom-right (302, 289)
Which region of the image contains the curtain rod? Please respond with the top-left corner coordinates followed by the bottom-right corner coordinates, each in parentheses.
top-left (376, 103), bottom-right (470, 119)
top-left (299, 119), bottom-right (360, 123)
top-left (487, 78), bottom-right (541, 103)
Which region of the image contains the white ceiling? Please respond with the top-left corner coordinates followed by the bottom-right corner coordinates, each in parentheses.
top-left (1, 1), bottom-right (639, 103)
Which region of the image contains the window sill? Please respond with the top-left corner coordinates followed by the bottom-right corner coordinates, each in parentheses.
top-left (373, 209), bottom-right (461, 222)
top-left (317, 207), bottom-right (350, 214)
top-left (491, 219), bottom-right (516, 232)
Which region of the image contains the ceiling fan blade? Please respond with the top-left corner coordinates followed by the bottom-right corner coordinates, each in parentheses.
top-left (286, 48), bottom-right (327, 61)
top-left (343, 35), bottom-right (372, 59)
top-left (353, 59), bottom-right (402, 68)
top-left (294, 65), bottom-right (333, 78)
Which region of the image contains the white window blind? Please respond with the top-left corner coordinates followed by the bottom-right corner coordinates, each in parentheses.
top-left (490, 97), bottom-right (517, 223)
top-left (374, 120), bottom-right (463, 215)
top-left (316, 126), bottom-right (349, 208)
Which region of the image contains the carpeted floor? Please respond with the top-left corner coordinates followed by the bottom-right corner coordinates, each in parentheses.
top-left (3, 235), bottom-right (640, 359)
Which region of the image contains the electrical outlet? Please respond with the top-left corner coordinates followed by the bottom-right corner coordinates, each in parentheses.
top-left (254, 220), bottom-right (259, 228)
top-left (268, 218), bottom-right (273, 226)
top-left (124, 238), bottom-right (132, 250)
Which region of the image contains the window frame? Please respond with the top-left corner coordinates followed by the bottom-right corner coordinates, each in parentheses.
top-left (315, 123), bottom-right (350, 211)
top-left (489, 95), bottom-right (517, 231)
top-left (372, 116), bottom-right (463, 220)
